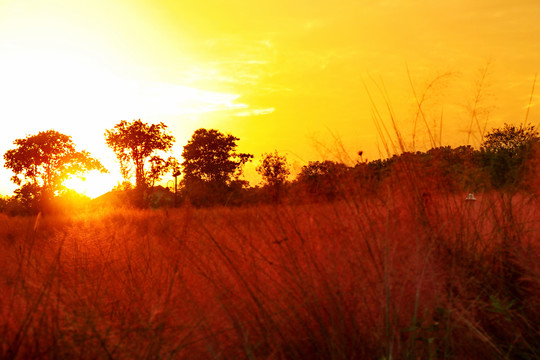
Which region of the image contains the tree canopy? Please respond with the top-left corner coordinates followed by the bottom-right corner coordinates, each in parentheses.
top-left (105, 119), bottom-right (176, 189)
top-left (480, 123), bottom-right (539, 190)
top-left (182, 128), bottom-right (253, 185)
top-left (481, 123), bottom-right (538, 154)
top-left (256, 151), bottom-right (290, 187)
top-left (181, 129), bottom-right (253, 206)
top-left (3, 130), bottom-right (105, 209)
top-left (2, 121), bottom-right (539, 211)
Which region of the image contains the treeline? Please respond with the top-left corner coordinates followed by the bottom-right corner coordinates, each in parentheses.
top-left (1, 121), bottom-right (539, 214)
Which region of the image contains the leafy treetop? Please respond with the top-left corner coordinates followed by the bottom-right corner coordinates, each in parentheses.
top-left (105, 119), bottom-right (175, 189)
top-left (256, 151), bottom-right (290, 188)
top-left (182, 128), bottom-right (253, 185)
top-left (3, 129), bottom-right (106, 199)
top-left (481, 123), bottom-right (539, 155)
top-left (480, 123), bottom-right (539, 190)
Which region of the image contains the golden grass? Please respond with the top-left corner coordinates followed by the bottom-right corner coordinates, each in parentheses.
top-left (0, 177), bottom-right (539, 359)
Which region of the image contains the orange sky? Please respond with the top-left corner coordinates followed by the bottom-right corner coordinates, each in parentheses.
top-left (1, 0), bottom-right (539, 197)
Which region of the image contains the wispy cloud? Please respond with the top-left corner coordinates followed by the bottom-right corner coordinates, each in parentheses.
top-left (236, 108), bottom-right (275, 117)
top-left (138, 83), bottom-right (248, 116)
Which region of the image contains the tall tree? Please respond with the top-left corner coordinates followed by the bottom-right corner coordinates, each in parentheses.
top-left (181, 128), bottom-right (253, 205)
top-left (105, 119), bottom-right (176, 189)
top-left (182, 128), bottom-right (253, 185)
top-left (4, 130), bottom-right (106, 210)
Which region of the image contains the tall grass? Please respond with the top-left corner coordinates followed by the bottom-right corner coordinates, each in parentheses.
top-left (1, 154), bottom-right (539, 360)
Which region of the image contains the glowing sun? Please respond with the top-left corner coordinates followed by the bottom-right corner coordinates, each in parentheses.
top-left (64, 171), bottom-right (116, 199)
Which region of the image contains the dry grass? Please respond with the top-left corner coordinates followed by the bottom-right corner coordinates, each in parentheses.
top-left (1, 168), bottom-right (539, 359)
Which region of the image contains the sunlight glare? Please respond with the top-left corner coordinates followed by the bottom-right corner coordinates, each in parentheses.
top-left (64, 171), bottom-right (116, 199)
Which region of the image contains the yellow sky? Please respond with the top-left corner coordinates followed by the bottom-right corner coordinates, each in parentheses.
top-left (0, 0), bottom-right (539, 197)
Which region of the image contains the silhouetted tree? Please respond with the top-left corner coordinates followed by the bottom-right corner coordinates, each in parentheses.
top-left (482, 123), bottom-right (538, 154)
top-left (181, 128), bottom-right (253, 205)
top-left (4, 130), bottom-right (105, 212)
top-left (256, 151), bottom-right (290, 201)
top-left (105, 119), bottom-right (176, 191)
top-left (480, 123), bottom-right (539, 190)
top-left (257, 151), bottom-right (290, 186)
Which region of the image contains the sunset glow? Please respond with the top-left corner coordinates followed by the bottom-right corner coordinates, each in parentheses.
top-left (1, 2), bottom-right (540, 356)
top-left (64, 172), bottom-right (117, 199)
top-left (1, 0), bottom-right (539, 197)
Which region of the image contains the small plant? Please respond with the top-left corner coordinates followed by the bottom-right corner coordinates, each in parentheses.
top-left (487, 295), bottom-right (516, 322)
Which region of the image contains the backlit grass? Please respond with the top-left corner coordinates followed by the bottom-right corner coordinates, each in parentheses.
top-left (1, 167), bottom-right (539, 359)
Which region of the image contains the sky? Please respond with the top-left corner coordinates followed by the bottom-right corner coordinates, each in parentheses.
top-left (0, 0), bottom-right (539, 197)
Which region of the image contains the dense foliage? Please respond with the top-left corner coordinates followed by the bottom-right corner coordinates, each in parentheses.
top-left (2, 122), bottom-right (539, 211)
top-left (256, 151), bottom-right (290, 188)
top-left (480, 123), bottom-right (539, 190)
top-left (3, 130), bottom-right (105, 212)
top-left (105, 119), bottom-right (176, 190)
top-left (181, 128), bottom-right (253, 206)
top-left (256, 151), bottom-right (290, 201)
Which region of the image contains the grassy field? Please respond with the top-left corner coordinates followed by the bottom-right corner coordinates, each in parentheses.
top-left (1, 177), bottom-right (539, 359)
